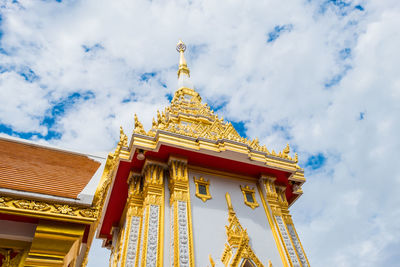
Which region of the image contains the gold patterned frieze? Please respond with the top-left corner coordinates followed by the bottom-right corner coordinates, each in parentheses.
top-left (0, 196), bottom-right (97, 223)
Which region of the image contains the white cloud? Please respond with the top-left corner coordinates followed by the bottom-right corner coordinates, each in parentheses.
top-left (1, 0), bottom-right (399, 266)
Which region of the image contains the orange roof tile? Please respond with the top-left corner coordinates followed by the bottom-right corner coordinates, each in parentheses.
top-left (0, 138), bottom-right (101, 199)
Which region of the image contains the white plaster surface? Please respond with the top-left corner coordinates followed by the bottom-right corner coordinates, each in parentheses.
top-left (0, 219), bottom-right (36, 242)
top-left (189, 170), bottom-right (283, 267)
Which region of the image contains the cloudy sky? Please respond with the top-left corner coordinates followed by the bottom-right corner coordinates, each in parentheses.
top-left (1, 0), bottom-right (399, 266)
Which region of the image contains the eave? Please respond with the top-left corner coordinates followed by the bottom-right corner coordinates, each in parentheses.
top-left (97, 130), bottom-right (306, 244)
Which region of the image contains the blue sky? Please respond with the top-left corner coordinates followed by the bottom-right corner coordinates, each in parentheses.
top-left (1, 0), bottom-right (400, 266)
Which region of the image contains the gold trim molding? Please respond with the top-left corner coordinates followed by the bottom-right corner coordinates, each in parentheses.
top-left (0, 196), bottom-right (97, 223)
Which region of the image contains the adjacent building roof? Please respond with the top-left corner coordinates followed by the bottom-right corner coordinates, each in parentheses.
top-left (0, 135), bottom-right (105, 200)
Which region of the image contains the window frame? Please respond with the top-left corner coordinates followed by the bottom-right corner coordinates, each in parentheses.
top-left (240, 185), bottom-right (259, 209)
top-left (194, 176), bottom-right (212, 202)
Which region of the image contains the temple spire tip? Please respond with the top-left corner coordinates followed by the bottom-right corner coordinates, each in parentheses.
top-left (176, 40), bottom-right (190, 78)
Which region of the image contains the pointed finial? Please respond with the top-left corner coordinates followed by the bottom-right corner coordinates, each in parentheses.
top-left (119, 126), bottom-right (128, 146)
top-left (133, 114), bottom-right (146, 134)
top-left (176, 40), bottom-right (190, 78)
top-left (283, 143), bottom-right (290, 155)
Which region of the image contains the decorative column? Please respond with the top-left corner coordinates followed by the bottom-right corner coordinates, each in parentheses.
top-left (168, 156), bottom-right (195, 267)
top-left (139, 160), bottom-right (166, 267)
top-left (275, 185), bottom-right (310, 267)
top-left (119, 172), bottom-right (144, 267)
top-left (259, 175), bottom-right (307, 267)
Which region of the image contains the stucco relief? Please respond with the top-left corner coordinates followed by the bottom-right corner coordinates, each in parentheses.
top-left (178, 201), bottom-right (190, 267)
top-left (146, 205), bottom-right (159, 267)
top-left (138, 207), bottom-right (146, 267)
top-left (126, 216), bottom-right (141, 266)
top-left (287, 224), bottom-right (308, 267)
top-left (275, 216), bottom-right (301, 267)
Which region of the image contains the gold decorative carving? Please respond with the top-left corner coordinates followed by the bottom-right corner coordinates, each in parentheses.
top-left (240, 185), bottom-right (259, 209)
top-left (133, 114), bottom-right (146, 135)
top-left (168, 157), bottom-right (190, 204)
top-left (193, 176), bottom-right (211, 202)
top-left (143, 162), bottom-right (165, 187)
top-left (0, 196), bottom-right (97, 221)
top-left (216, 193), bottom-right (266, 267)
top-left (0, 248), bottom-right (25, 267)
top-left (126, 62), bottom-right (299, 163)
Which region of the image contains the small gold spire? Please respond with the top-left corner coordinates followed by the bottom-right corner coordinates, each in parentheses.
top-left (133, 114), bottom-right (146, 134)
top-left (176, 40), bottom-right (190, 78)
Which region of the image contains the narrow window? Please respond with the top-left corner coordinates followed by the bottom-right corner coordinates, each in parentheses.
top-left (194, 176), bottom-right (211, 202)
top-left (240, 185), bottom-right (259, 209)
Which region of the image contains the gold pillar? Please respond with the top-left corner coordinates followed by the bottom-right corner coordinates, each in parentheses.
top-left (259, 176), bottom-right (309, 267)
top-left (119, 172), bottom-right (144, 267)
top-left (139, 160), bottom-right (165, 267)
top-left (25, 220), bottom-right (85, 267)
top-left (168, 156), bottom-right (195, 267)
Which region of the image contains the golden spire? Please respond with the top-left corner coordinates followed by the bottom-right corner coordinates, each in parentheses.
top-left (176, 40), bottom-right (190, 78)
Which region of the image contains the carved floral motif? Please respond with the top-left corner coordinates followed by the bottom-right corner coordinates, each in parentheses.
top-left (126, 216), bottom-right (141, 266)
top-left (287, 224), bottom-right (308, 267)
top-left (275, 216), bottom-right (301, 267)
top-left (146, 205), bottom-right (159, 267)
top-left (0, 196), bottom-right (97, 219)
top-left (178, 201), bottom-right (189, 267)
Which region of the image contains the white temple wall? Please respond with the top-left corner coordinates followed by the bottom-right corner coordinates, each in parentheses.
top-left (188, 169), bottom-right (283, 267)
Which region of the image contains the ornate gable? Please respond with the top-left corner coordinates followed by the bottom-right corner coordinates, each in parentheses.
top-left (133, 85), bottom-right (298, 163)
top-left (209, 193), bottom-right (273, 267)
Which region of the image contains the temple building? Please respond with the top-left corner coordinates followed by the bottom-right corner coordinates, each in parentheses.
top-left (0, 136), bottom-right (106, 266)
top-left (96, 41), bottom-right (310, 267)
